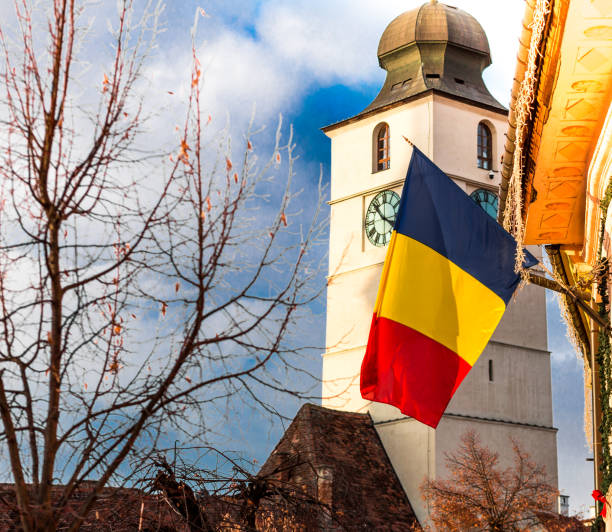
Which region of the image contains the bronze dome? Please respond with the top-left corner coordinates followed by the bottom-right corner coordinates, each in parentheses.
top-left (323, 1), bottom-right (506, 131)
top-left (357, 1), bottom-right (505, 117)
top-left (378, 0), bottom-right (491, 59)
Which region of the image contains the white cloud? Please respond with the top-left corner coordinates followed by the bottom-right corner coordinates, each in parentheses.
top-left (254, 0), bottom-right (391, 86)
top-left (197, 30), bottom-right (299, 122)
top-left (2, 0), bottom-right (527, 134)
top-left (175, 0), bottom-right (526, 126)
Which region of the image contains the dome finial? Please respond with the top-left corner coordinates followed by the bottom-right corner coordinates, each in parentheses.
top-left (429, 0), bottom-right (438, 4)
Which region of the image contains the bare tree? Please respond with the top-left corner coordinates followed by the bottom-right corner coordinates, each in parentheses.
top-left (147, 448), bottom-right (335, 532)
top-left (0, 1), bottom-right (325, 530)
top-left (421, 431), bottom-right (565, 531)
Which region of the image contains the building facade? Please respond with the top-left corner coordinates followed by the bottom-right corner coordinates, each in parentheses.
top-left (321, 1), bottom-right (559, 525)
top-left (498, 0), bottom-right (612, 523)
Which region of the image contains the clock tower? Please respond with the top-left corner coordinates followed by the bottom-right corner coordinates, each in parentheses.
top-left (321, 1), bottom-right (558, 525)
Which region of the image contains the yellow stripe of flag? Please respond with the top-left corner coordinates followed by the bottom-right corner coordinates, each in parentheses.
top-left (377, 232), bottom-right (506, 367)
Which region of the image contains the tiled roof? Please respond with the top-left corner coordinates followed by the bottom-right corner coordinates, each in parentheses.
top-left (0, 483), bottom-right (187, 532)
top-left (258, 403), bottom-right (421, 531)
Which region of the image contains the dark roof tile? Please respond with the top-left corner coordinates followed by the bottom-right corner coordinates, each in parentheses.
top-left (259, 403), bottom-right (421, 531)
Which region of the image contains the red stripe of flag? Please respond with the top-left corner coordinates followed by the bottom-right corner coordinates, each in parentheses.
top-left (360, 315), bottom-right (472, 428)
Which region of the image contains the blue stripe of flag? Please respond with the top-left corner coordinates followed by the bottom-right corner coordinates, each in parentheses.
top-left (393, 147), bottom-right (537, 305)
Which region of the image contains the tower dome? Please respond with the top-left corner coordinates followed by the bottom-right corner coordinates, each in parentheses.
top-left (363, 0), bottom-right (505, 115)
top-left (378, 0), bottom-right (491, 60)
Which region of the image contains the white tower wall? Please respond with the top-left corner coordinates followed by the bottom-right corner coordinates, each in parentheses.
top-left (323, 93), bottom-right (558, 526)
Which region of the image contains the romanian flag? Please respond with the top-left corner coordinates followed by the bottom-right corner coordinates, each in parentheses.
top-left (360, 147), bottom-right (537, 428)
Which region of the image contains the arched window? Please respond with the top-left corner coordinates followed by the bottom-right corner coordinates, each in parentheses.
top-left (477, 122), bottom-right (492, 170)
top-left (470, 189), bottom-right (498, 219)
top-left (373, 123), bottom-right (390, 172)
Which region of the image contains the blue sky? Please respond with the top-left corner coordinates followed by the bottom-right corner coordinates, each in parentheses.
top-left (149, 0), bottom-right (595, 515)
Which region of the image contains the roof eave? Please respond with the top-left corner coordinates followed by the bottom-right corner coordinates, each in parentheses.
top-left (498, 0), bottom-right (561, 225)
top-left (322, 88), bottom-right (507, 135)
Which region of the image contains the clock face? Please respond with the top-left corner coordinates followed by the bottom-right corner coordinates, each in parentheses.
top-left (365, 190), bottom-right (401, 247)
top-left (470, 189), bottom-right (498, 219)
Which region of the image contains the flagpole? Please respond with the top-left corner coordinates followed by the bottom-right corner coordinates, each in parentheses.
top-left (526, 271), bottom-right (589, 300)
top-left (526, 272), bottom-right (609, 333)
top-left (402, 136), bottom-right (415, 147)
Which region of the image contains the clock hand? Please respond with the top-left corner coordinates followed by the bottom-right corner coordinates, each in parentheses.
top-left (374, 202), bottom-right (395, 226)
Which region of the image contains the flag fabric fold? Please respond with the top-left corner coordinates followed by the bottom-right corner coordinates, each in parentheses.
top-left (360, 147), bottom-right (537, 428)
